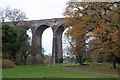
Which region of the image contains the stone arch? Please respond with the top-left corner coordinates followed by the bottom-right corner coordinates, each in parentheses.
top-left (35, 25), bottom-right (51, 36)
top-left (32, 24), bottom-right (53, 64)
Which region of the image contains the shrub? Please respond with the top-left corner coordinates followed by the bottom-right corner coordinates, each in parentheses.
top-left (2, 59), bottom-right (15, 69)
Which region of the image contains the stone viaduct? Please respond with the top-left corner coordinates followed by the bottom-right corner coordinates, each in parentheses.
top-left (24, 18), bottom-right (66, 64)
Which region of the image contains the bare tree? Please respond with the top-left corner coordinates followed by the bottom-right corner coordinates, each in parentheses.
top-left (0, 7), bottom-right (27, 25)
top-left (0, 8), bottom-right (8, 23)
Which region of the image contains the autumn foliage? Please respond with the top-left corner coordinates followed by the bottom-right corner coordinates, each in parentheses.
top-left (64, 2), bottom-right (120, 68)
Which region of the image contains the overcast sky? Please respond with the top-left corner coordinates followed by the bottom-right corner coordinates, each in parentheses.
top-left (0, 0), bottom-right (69, 20)
top-left (0, 0), bottom-right (69, 55)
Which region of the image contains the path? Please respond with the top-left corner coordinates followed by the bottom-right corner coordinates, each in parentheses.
top-left (63, 67), bottom-right (120, 77)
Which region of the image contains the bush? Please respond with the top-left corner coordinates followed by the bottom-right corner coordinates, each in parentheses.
top-left (2, 59), bottom-right (15, 69)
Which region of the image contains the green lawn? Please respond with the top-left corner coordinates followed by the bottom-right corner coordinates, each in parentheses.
top-left (2, 64), bottom-right (118, 78)
top-left (59, 63), bottom-right (119, 75)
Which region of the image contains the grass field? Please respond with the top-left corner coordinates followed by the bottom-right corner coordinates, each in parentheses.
top-left (58, 63), bottom-right (120, 75)
top-left (2, 63), bottom-right (119, 78)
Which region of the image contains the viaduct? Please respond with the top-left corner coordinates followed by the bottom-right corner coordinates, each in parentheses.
top-left (21, 18), bottom-right (66, 64)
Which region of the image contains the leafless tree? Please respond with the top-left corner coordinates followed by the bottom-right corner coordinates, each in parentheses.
top-left (0, 8), bottom-right (8, 23)
top-left (0, 7), bottom-right (28, 25)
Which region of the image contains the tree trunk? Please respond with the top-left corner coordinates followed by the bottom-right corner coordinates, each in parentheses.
top-left (112, 60), bottom-right (117, 69)
top-left (24, 55), bottom-right (28, 65)
top-left (76, 56), bottom-right (83, 65)
top-left (24, 59), bottom-right (27, 65)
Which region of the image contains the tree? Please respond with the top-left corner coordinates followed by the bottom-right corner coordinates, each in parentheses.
top-left (2, 24), bottom-right (20, 61)
top-left (20, 41), bottom-right (31, 65)
top-left (64, 2), bottom-right (120, 68)
top-left (84, 2), bottom-right (120, 69)
top-left (92, 3), bottom-right (120, 68)
top-left (15, 26), bottom-right (30, 65)
top-left (2, 24), bottom-right (30, 65)
top-left (1, 7), bottom-right (29, 64)
top-left (0, 8), bottom-right (8, 23)
top-left (64, 2), bottom-right (90, 65)
top-left (0, 7), bottom-right (27, 25)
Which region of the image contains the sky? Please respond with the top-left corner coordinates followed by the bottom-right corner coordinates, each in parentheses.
top-left (0, 0), bottom-right (69, 20)
top-left (0, 0), bottom-right (69, 55)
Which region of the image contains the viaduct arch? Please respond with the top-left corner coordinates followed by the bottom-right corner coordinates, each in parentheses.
top-left (29, 18), bottom-right (66, 64)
